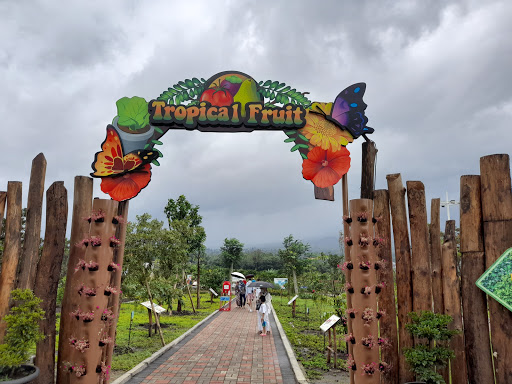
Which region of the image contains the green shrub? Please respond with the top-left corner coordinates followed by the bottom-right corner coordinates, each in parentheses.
top-left (404, 311), bottom-right (458, 384)
top-left (0, 289), bottom-right (45, 375)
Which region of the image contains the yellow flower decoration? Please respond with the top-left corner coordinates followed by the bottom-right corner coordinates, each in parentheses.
top-left (301, 111), bottom-right (353, 152)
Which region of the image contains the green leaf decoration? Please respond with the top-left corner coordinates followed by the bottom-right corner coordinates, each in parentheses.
top-left (152, 159), bottom-right (160, 166)
top-left (185, 79), bottom-right (194, 87)
top-left (178, 81), bottom-right (187, 88)
top-left (155, 149), bottom-right (163, 157)
top-left (301, 153), bottom-right (308, 159)
top-left (298, 134), bottom-right (308, 141)
top-left (174, 84), bottom-right (185, 91)
top-left (290, 144), bottom-right (301, 152)
top-left (154, 127), bottom-right (164, 134)
top-left (297, 144), bottom-right (309, 149)
top-left (258, 81), bottom-right (311, 107)
top-left (192, 78), bottom-right (201, 86)
top-left (144, 144), bottom-right (150, 149)
top-left (284, 138), bottom-right (295, 143)
top-left (258, 81), bottom-right (263, 85)
top-left (285, 130), bottom-right (297, 135)
top-left (151, 139), bottom-right (163, 145)
top-left (115, 96), bottom-right (150, 131)
top-left (225, 75), bottom-right (242, 84)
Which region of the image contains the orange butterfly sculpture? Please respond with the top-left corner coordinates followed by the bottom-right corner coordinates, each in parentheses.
top-left (91, 126), bottom-right (159, 201)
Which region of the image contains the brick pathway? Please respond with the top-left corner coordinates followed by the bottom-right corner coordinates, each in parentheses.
top-left (126, 304), bottom-right (294, 384)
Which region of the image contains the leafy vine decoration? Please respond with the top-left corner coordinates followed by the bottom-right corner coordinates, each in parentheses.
top-left (150, 77), bottom-right (313, 160)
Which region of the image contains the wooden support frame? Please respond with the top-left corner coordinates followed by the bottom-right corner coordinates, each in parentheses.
top-left (326, 327), bottom-right (337, 369)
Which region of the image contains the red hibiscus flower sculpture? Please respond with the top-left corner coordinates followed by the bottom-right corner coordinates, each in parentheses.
top-left (302, 146), bottom-right (351, 188)
top-left (100, 164), bottom-right (152, 201)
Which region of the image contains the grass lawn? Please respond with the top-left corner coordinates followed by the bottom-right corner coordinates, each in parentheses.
top-left (271, 294), bottom-right (348, 381)
top-left (111, 293), bottom-right (218, 373)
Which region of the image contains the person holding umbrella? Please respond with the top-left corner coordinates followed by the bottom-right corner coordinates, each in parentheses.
top-left (258, 295), bottom-right (269, 336)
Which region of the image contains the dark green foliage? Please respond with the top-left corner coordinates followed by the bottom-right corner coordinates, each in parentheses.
top-left (220, 238), bottom-right (244, 271)
top-left (0, 289), bottom-right (45, 373)
top-left (404, 311), bottom-right (457, 384)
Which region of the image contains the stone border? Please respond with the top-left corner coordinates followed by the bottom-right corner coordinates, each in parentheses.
top-left (270, 303), bottom-right (309, 384)
top-left (111, 309), bottom-right (219, 384)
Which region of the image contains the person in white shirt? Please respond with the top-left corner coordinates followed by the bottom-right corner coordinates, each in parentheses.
top-left (258, 295), bottom-right (269, 336)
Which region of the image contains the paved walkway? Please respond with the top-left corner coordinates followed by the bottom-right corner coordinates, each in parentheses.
top-left (125, 302), bottom-right (297, 384)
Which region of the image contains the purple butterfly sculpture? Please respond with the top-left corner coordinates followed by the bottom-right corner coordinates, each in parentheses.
top-left (327, 83), bottom-right (373, 139)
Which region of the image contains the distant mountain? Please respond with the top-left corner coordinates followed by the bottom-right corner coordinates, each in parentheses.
top-left (206, 234), bottom-right (342, 255)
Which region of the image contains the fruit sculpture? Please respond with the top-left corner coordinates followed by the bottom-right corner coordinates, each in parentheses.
top-left (91, 71), bottom-right (373, 202)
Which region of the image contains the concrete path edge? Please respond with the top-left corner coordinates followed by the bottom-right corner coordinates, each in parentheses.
top-left (111, 309), bottom-right (219, 384)
top-left (270, 303), bottom-right (309, 384)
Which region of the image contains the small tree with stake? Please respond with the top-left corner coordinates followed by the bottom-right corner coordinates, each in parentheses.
top-left (0, 289), bottom-right (45, 380)
top-left (404, 311), bottom-right (458, 384)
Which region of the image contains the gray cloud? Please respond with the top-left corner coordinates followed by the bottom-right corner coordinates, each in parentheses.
top-left (1, 0), bottom-right (510, 248)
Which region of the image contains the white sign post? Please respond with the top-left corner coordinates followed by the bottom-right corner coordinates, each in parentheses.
top-left (319, 315), bottom-right (340, 368)
top-left (140, 301), bottom-right (166, 314)
top-left (287, 295), bottom-right (299, 305)
top-left (209, 288), bottom-right (219, 297)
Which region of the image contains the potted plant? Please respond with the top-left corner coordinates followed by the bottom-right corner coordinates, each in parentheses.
top-left (112, 96), bottom-right (155, 153)
top-left (0, 289), bottom-right (45, 383)
top-left (403, 311), bottom-right (458, 384)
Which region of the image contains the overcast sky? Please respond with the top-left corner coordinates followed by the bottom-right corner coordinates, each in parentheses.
top-left (1, 0), bottom-right (511, 249)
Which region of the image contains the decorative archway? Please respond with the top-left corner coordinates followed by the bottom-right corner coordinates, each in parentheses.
top-left (90, 71), bottom-right (373, 201)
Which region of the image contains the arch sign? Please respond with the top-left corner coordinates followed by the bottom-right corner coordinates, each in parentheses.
top-left (90, 71), bottom-right (373, 202)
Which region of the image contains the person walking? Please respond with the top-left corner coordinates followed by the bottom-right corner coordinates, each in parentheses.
top-left (246, 282), bottom-right (254, 312)
top-left (239, 280), bottom-right (247, 308)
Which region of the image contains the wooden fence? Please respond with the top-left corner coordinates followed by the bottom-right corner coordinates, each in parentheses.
top-left (371, 153), bottom-right (512, 384)
top-left (0, 153), bottom-right (128, 384)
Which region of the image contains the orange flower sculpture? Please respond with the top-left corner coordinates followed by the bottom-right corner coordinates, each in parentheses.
top-left (302, 146), bottom-right (351, 188)
top-left (100, 164), bottom-right (152, 201)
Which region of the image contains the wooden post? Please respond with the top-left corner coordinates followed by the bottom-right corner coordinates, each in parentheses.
top-left (480, 154), bottom-right (512, 384)
top-left (148, 308), bottom-right (153, 337)
top-left (56, 176), bottom-right (93, 384)
top-left (361, 141), bottom-right (377, 199)
top-left (341, 174), bottom-right (354, 384)
top-left (406, 181), bottom-right (432, 312)
top-left (430, 198), bottom-right (449, 383)
top-left (186, 281), bottom-right (196, 314)
top-left (333, 327), bottom-right (337, 369)
top-left (348, 199), bottom-right (380, 384)
top-left (33, 182), bottom-right (68, 384)
top-left (0, 181), bottom-right (22, 342)
top-left (373, 190), bottom-right (399, 384)
top-left (17, 153), bottom-right (47, 291)
top-left (385, 174), bottom-right (414, 383)
top-left (441, 220), bottom-right (468, 384)
top-left (0, 191), bottom-right (6, 223)
top-left (460, 175), bottom-right (494, 384)
top-left (327, 328), bottom-right (332, 364)
top-left (103, 201), bottom-right (129, 372)
top-left (430, 198), bottom-right (444, 313)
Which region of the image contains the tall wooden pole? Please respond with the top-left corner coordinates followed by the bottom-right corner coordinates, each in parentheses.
top-left (480, 154), bottom-right (512, 384)
top-left (57, 177), bottom-right (93, 384)
top-left (406, 181), bottom-right (432, 312)
top-left (373, 190), bottom-right (399, 384)
top-left (459, 175), bottom-right (494, 384)
top-left (348, 199), bottom-right (380, 384)
top-left (18, 153), bottom-right (47, 290)
top-left (0, 181), bottom-right (22, 342)
top-left (0, 191), bottom-right (6, 224)
top-left (341, 174), bottom-right (354, 384)
top-left (33, 182), bottom-right (68, 384)
top-left (385, 174), bottom-right (414, 383)
top-left (103, 201), bottom-right (129, 373)
top-left (441, 220), bottom-right (468, 384)
top-left (361, 141), bottom-right (377, 199)
top-left (429, 198), bottom-right (444, 314)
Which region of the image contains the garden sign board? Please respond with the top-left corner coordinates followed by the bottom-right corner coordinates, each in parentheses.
top-left (90, 71), bottom-right (373, 201)
top-left (476, 247), bottom-right (512, 312)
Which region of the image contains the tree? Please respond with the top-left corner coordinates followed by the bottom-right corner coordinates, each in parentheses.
top-left (164, 195), bottom-right (206, 308)
top-left (278, 235), bottom-right (310, 295)
top-left (123, 213), bottom-right (189, 337)
top-left (220, 238), bottom-right (244, 280)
